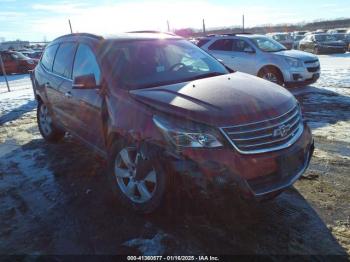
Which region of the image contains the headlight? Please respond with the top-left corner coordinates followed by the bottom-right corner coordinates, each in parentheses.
top-left (27, 60), bottom-right (34, 65)
top-left (285, 57), bottom-right (303, 69)
top-left (296, 101), bottom-right (303, 121)
top-left (153, 115), bottom-right (223, 148)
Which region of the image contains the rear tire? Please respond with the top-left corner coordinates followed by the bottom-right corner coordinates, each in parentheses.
top-left (107, 140), bottom-right (169, 214)
top-left (37, 101), bottom-right (65, 142)
top-left (258, 67), bottom-right (284, 86)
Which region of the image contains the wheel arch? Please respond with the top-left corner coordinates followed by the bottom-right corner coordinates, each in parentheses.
top-left (257, 65), bottom-right (285, 83)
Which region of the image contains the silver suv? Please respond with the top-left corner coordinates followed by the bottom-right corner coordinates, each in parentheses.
top-left (198, 34), bottom-right (321, 87)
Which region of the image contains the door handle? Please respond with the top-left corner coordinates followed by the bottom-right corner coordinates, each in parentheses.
top-left (65, 91), bottom-right (72, 98)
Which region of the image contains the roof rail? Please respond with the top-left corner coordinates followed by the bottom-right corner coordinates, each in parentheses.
top-left (127, 30), bottom-right (176, 36)
top-left (53, 33), bottom-right (103, 42)
top-left (206, 32), bottom-right (253, 37)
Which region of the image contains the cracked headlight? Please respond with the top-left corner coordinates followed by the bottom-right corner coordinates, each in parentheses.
top-left (153, 115), bottom-right (223, 148)
top-left (285, 57), bottom-right (304, 69)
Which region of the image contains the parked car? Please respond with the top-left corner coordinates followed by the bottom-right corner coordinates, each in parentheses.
top-left (327, 28), bottom-right (348, 34)
top-left (291, 31), bottom-right (308, 38)
top-left (0, 50), bottom-right (37, 74)
top-left (293, 35), bottom-right (305, 49)
top-left (31, 32), bottom-right (314, 213)
top-left (199, 34), bottom-right (320, 87)
top-left (305, 30), bottom-right (326, 36)
top-left (21, 50), bottom-right (43, 60)
top-left (266, 33), bottom-right (294, 49)
top-left (299, 33), bottom-right (347, 54)
top-left (332, 33), bottom-right (350, 51)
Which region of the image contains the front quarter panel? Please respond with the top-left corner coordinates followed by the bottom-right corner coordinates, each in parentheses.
top-left (105, 89), bottom-right (165, 150)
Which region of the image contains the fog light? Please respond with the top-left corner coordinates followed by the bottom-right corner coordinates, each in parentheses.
top-left (293, 73), bottom-right (302, 81)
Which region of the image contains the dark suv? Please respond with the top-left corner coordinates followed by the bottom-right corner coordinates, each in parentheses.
top-left (31, 32), bottom-right (314, 213)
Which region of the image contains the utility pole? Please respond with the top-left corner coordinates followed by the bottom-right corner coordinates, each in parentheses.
top-left (68, 19), bottom-right (73, 34)
top-left (167, 20), bottom-right (170, 32)
top-left (202, 18), bottom-right (206, 36)
top-left (242, 14), bottom-right (245, 33)
top-left (0, 55), bottom-right (10, 92)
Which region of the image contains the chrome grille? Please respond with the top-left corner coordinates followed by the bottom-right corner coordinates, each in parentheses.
top-left (220, 105), bottom-right (303, 154)
top-left (304, 60), bottom-right (320, 73)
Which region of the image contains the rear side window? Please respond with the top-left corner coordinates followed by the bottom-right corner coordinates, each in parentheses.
top-left (52, 42), bottom-right (77, 79)
top-left (208, 39), bottom-right (233, 51)
top-left (197, 38), bottom-right (210, 47)
top-left (231, 39), bottom-right (251, 52)
top-left (41, 44), bottom-right (59, 71)
top-left (72, 44), bottom-right (101, 85)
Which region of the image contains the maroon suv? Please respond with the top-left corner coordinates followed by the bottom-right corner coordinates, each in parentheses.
top-left (31, 32), bottom-right (314, 213)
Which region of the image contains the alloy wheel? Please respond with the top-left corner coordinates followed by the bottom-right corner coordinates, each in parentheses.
top-left (39, 104), bottom-right (52, 136)
top-left (262, 72), bottom-right (278, 83)
top-left (114, 147), bottom-right (157, 203)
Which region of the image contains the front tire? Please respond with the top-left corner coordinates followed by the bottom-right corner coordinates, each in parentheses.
top-left (107, 140), bottom-right (169, 214)
top-left (313, 47), bottom-right (320, 55)
top-left (258, 67), bottom-right (284, 86)
top-left (37, 101), bottom-right (65, 142)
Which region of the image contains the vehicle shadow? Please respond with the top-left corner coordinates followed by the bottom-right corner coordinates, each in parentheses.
top-left (0, 137), bottom-right (347, 255)
top-left (0, 73), bottom-right (29, 83)
top-left (0, 100), bottom-right (36, 125)
top-left (290, 85), bottom-right (350, 131)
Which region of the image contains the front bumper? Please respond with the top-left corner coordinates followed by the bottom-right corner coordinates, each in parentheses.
top-left (170, 123), bottom-right (314, 199)
top-left (285, 72), bottom-right (320, 88)
top-left (284, 63), bottom-right (320, 87)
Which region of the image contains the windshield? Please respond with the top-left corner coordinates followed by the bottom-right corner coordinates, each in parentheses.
top-left (103, 39), bottom-right (229, 89)
top-left (251, 36), bottom-right (287, 52)
top-left (315, 34), bottom-right (337, 42)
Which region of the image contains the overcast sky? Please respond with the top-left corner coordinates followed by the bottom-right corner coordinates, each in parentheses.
top-left (1, 0), bottom-right (349, 41)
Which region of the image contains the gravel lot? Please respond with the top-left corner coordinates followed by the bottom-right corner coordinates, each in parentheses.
top-left (0, 53), bottom-right (349, 255)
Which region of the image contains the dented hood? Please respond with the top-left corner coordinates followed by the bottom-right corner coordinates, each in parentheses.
top-left (130, 72), bottom-right (296, 127)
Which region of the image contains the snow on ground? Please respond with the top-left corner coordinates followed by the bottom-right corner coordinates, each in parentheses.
top-left (0, 75), bottom-right (35, 125)
top-left (290, 53), bottom-right (350, 144)
top-left (315, 53), bottom-right (350, 95)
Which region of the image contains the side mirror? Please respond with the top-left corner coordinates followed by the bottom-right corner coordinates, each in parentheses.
top-left (243, 47), bottom-right (255, 53)
top-left (72, 74), bottom-right (98, 89)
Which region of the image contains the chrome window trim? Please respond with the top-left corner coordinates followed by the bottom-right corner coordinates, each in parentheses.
top-left (41, 63), bottom-right (73, 82)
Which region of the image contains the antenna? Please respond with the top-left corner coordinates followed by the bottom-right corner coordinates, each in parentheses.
top-left (242, 14), bottom-right (245, 33)
top-left (68, 19), bottom-right (73, 34)
top-left (202, 18), bottom-right (206, 36)
top-left (167, 20), bottom-right (170, 32)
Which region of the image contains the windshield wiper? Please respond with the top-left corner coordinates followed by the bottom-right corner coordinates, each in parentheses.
top-left (128, 72), bottom-right (227, 90)
top-left (185, 72), bottom-right (227, 81)
top-left (267, 48), bottom-right (287, 52)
